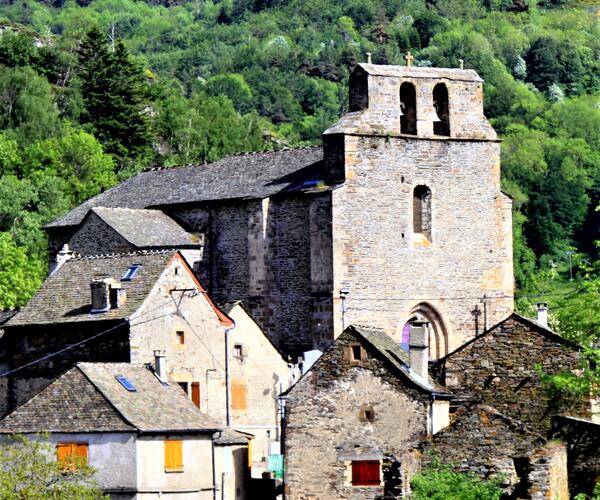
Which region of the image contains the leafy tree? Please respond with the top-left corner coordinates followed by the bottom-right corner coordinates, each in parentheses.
top-left (0, 434), bottom-right (106, 499)
top-left (411, 458), bottom-right (503, 500)
top-left (0, 233), bottom-right (44, 307)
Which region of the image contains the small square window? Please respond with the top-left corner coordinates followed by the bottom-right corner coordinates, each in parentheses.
top-left (233, 344), bottom-right (244, 360)
top-left (351, 345), bottom-right (362, 361)
top-left (176, 331), bottom-right (185, 345)
top-left (178, 382), bottom-right (188, 394)
top-left (351, 460), bottom-right (380, 486)
top-left (359, 404), bottom-right (375, 422)
top-left (121, 264), bottom-right (141, 281)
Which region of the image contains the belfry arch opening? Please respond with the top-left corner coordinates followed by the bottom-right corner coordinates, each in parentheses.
top-left (400, 82), bottom-right (417, 135)
top-left (433, 83), bottom-right (450, 136)
top-left (400, 303), bottom-right (448, 360)
top-left (413, 185), bottom-right (432, 240)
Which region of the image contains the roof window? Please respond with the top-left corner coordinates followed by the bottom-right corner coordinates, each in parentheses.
top-left (122, 264), bottom-right (141, 281)
top-left (115, 375), bottom-right (137, 392)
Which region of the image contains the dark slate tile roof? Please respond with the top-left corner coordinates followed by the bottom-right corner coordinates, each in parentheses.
top-left (0, 309), bottom-right (18, 325)
top-left (7, 250), bottom-right (175, 326)
top-left (0, 366), bottom-right (134, 433)
top-left (78, 363), bottom-right (221, 433)
top-left (47, 146), bottom-right (327, 229)
top-left (213, 428), bottom-right (252, 445)
top-left (358, 63), bottom-right (483, 82)
top-left (91, 207), bottom-right (200, 248)
top-left (351, 325), bottom-right (449, 395)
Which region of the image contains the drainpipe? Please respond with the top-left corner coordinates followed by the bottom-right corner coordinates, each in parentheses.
top-left (340, 288), bottom-right (350, 330)
top-left (224, 320), bottom-right (236, 427)
top-left (211, 433), bottom-right (219, 500)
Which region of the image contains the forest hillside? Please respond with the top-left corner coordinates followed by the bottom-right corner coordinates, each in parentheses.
top-left (0, 0), bottom-right (597, 351)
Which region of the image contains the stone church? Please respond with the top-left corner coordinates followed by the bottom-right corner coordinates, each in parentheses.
top-left (45, 63), bottom-right (514, 357)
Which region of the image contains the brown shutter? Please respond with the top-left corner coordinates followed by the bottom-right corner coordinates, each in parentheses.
top-left (191, 382), bottom-right (200, 408)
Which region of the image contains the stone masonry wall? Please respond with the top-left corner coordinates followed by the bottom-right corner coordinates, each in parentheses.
top-left (285, 329), bottom-right (430, 500)
top-left (331, 134), bottom-right (513, 356)
top-left (433, 316), bottom-right (589, 435)
top-left (2, 322), bottom-right (130, 414)
top-left (67, 212), bottom-right (136, 256)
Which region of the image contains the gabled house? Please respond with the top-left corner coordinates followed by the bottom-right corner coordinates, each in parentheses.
top-left (283, 323), bottom-right (451, 499)
top-left (0, 361), bottom-right (233, 499)
top-left (2, 249), bottom-right (290, 476)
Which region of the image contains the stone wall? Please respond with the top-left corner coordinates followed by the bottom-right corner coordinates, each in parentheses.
top-left (284, 329), bottom-right (431, 500)
top-left (432, 315), bottom-right (589, 435)
top-left (331, 134), bottom-right (513, 356)
top-left (552, 416), bottom-right (600, 497)
top-left (2, 322), bottom-right (130, 414)
top-left (67, 212), bottom-right (136, 256)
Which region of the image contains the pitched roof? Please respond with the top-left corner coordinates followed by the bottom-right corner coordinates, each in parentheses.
top-left (433, 312), bottom-right (580, 366)
top-left (0, 308), bottom-right (18, 325)
top-left (0, 366), bottom-right (134, 433)
top-left (213, 428), bottom-right (252, 445)
top-left (46, 146), bottom-right (328, 229)
top-left (78, 363), bottom-right (221, 433)
top-left (7, 250), bottom-right (175, 326)
top-left (89, 207), bottom-right (200, 248)
top-left (357, 63), bottom-right (483, 82)
top-left (0, 363), bottom-right (221, 434)
top-left (350, 325), bottom-right (449, 395)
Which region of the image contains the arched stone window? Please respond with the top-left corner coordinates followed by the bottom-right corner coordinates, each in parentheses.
top-left (413, 185), bottom-right (432, 240)
top-left (400, 82), bottom-right (417, 135)
top-left (433, 83), bottom-right (450, 136)
top-left (400, 303), bottom-right (448, 360)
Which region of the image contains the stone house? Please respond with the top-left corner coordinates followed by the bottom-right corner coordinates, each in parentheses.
top-left (282, 323), bottom-right (451, 499)
top-left (43, 63), bottom-right (513, 358)
top-left (427, 312), bottom-right (598, 498)
top-left (0, 361), bottom-right (250, 499)
top-left (2, 249), bottom-right (290, 475)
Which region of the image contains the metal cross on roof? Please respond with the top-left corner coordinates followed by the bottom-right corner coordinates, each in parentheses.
top-left (404, 51), bottom-right (414, 67)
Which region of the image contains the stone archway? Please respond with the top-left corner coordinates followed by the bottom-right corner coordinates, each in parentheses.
top-left (400, 303), bottom-right (449, 360)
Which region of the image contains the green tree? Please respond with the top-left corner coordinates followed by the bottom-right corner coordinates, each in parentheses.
top-left (0, 434), bottom-right (106, 499)
top-left (0, 233), bottom-right (44, 307)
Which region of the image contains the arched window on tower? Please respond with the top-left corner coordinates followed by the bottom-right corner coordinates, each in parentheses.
top-left (413, 185), bottom-right (432, 241)
top-left (400, 82), bottom-right (417, 135)
top-left (433, 83), bottom-right (450, 136)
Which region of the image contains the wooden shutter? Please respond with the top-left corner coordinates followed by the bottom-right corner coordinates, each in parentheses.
top-left (231, 379), bottom-right (247, 410)
top-left (191, 382), bottom-right (200, 408)
top-left (164, 440), bottom-right (183, 471)
top-left (57, 443), bottom-right (71, 466)
top-left (57, 442), bottom-right (88, 471)
top-left (352, 460), bottom-right (380, 486)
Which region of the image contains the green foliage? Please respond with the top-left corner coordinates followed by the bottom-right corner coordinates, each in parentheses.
top-left (411, 458), bottom-right (504, 500)
top-left (0, 434), bottom-right (106, 499)
top-left (0, 233), bottom-right (44, 307)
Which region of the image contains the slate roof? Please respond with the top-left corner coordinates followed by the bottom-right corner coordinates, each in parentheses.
top-left (7, 250), bottom-right (175, 326)
top-left (78, 363), bottom-right (221, 433)
top-left (0, 309), bottom-right (18, 325)
top-left (213, 428), bottom-right (252, 445)
top-left (357, 63), bottom-right (483, 82)
top-left (0, 363), bottom-right (221, 434)
top-left (47, 146), bottom-right (327, 229)
top-left (90, 207), bottom-right (200, 248)
top-left (0, 366), bottom-right (134, 433)
top-left (351, 325), bottom-right (449, 395)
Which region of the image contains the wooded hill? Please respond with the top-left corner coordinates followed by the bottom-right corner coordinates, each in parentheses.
top-left (0, 0), bottom-right (597, 347)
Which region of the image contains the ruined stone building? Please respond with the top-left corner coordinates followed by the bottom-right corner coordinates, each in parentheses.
top-left (44, 63), bottom-right (514, 358)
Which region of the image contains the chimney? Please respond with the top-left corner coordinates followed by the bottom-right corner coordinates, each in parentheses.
top-left (90, 278), bottom-right (111, 313)
top-left (536, 303), bottom-right (549, 328)
top-left (154, 350), bottom-right (167, 383)
top-left (409, 320), bottom-right (429, 381)
top-left (49, 244), bottom-right (74, 276)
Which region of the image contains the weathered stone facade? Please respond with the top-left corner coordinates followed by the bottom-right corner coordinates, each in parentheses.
top-left (45, 64), bottom-right (514, 359)
top-left (431, 314), bottom-right (590, 435)
top-left (284, 326), bottom-right (450, 499)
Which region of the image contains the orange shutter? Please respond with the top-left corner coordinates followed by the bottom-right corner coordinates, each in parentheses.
top-left (231, 379), bottom-right (247, 410)
top-left (74, 443), bottom-right (88, 465)
top-left (57, 443), bottom-right (71, 466)
top-left (191, 382), bottom-right (200, 408)
top-left (57, 443), bottom-right (88, 470)
top-left (164, 440), bottom-right (183, 471)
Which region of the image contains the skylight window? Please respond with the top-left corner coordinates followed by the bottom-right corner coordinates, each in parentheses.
top-left (116, 375), bottom-right (136, 392)
top-left (121, 264), bottom-right (141, 281)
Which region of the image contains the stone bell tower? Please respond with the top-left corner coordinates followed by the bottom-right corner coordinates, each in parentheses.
top-left (324, 62), bottom-right (514, 357)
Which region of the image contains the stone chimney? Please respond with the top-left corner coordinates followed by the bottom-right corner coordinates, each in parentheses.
top-left (536, 303), bottom-right (549, 328)
top-left (409, 320), bottom-right (429, 380)
top-left (49, 244), bottom-right (74, 276)
top-left (154, 350), bottom-right (167, 383)
top-left (90, 278), bottom-right (111, 313)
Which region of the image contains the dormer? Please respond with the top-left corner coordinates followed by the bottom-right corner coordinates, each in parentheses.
top-left (325, 63), bottom-right (496, 141)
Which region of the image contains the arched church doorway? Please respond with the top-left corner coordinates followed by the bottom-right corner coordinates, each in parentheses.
top-left (400, 303), bottom-right (448, 360)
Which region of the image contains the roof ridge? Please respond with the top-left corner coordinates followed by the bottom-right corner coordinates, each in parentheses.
top-left (142, 145), bottom-right (322, 172)
top-left (93, 206), bottom-right (162, 214)
top-left (70, 249), bottom-right (177, 261)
